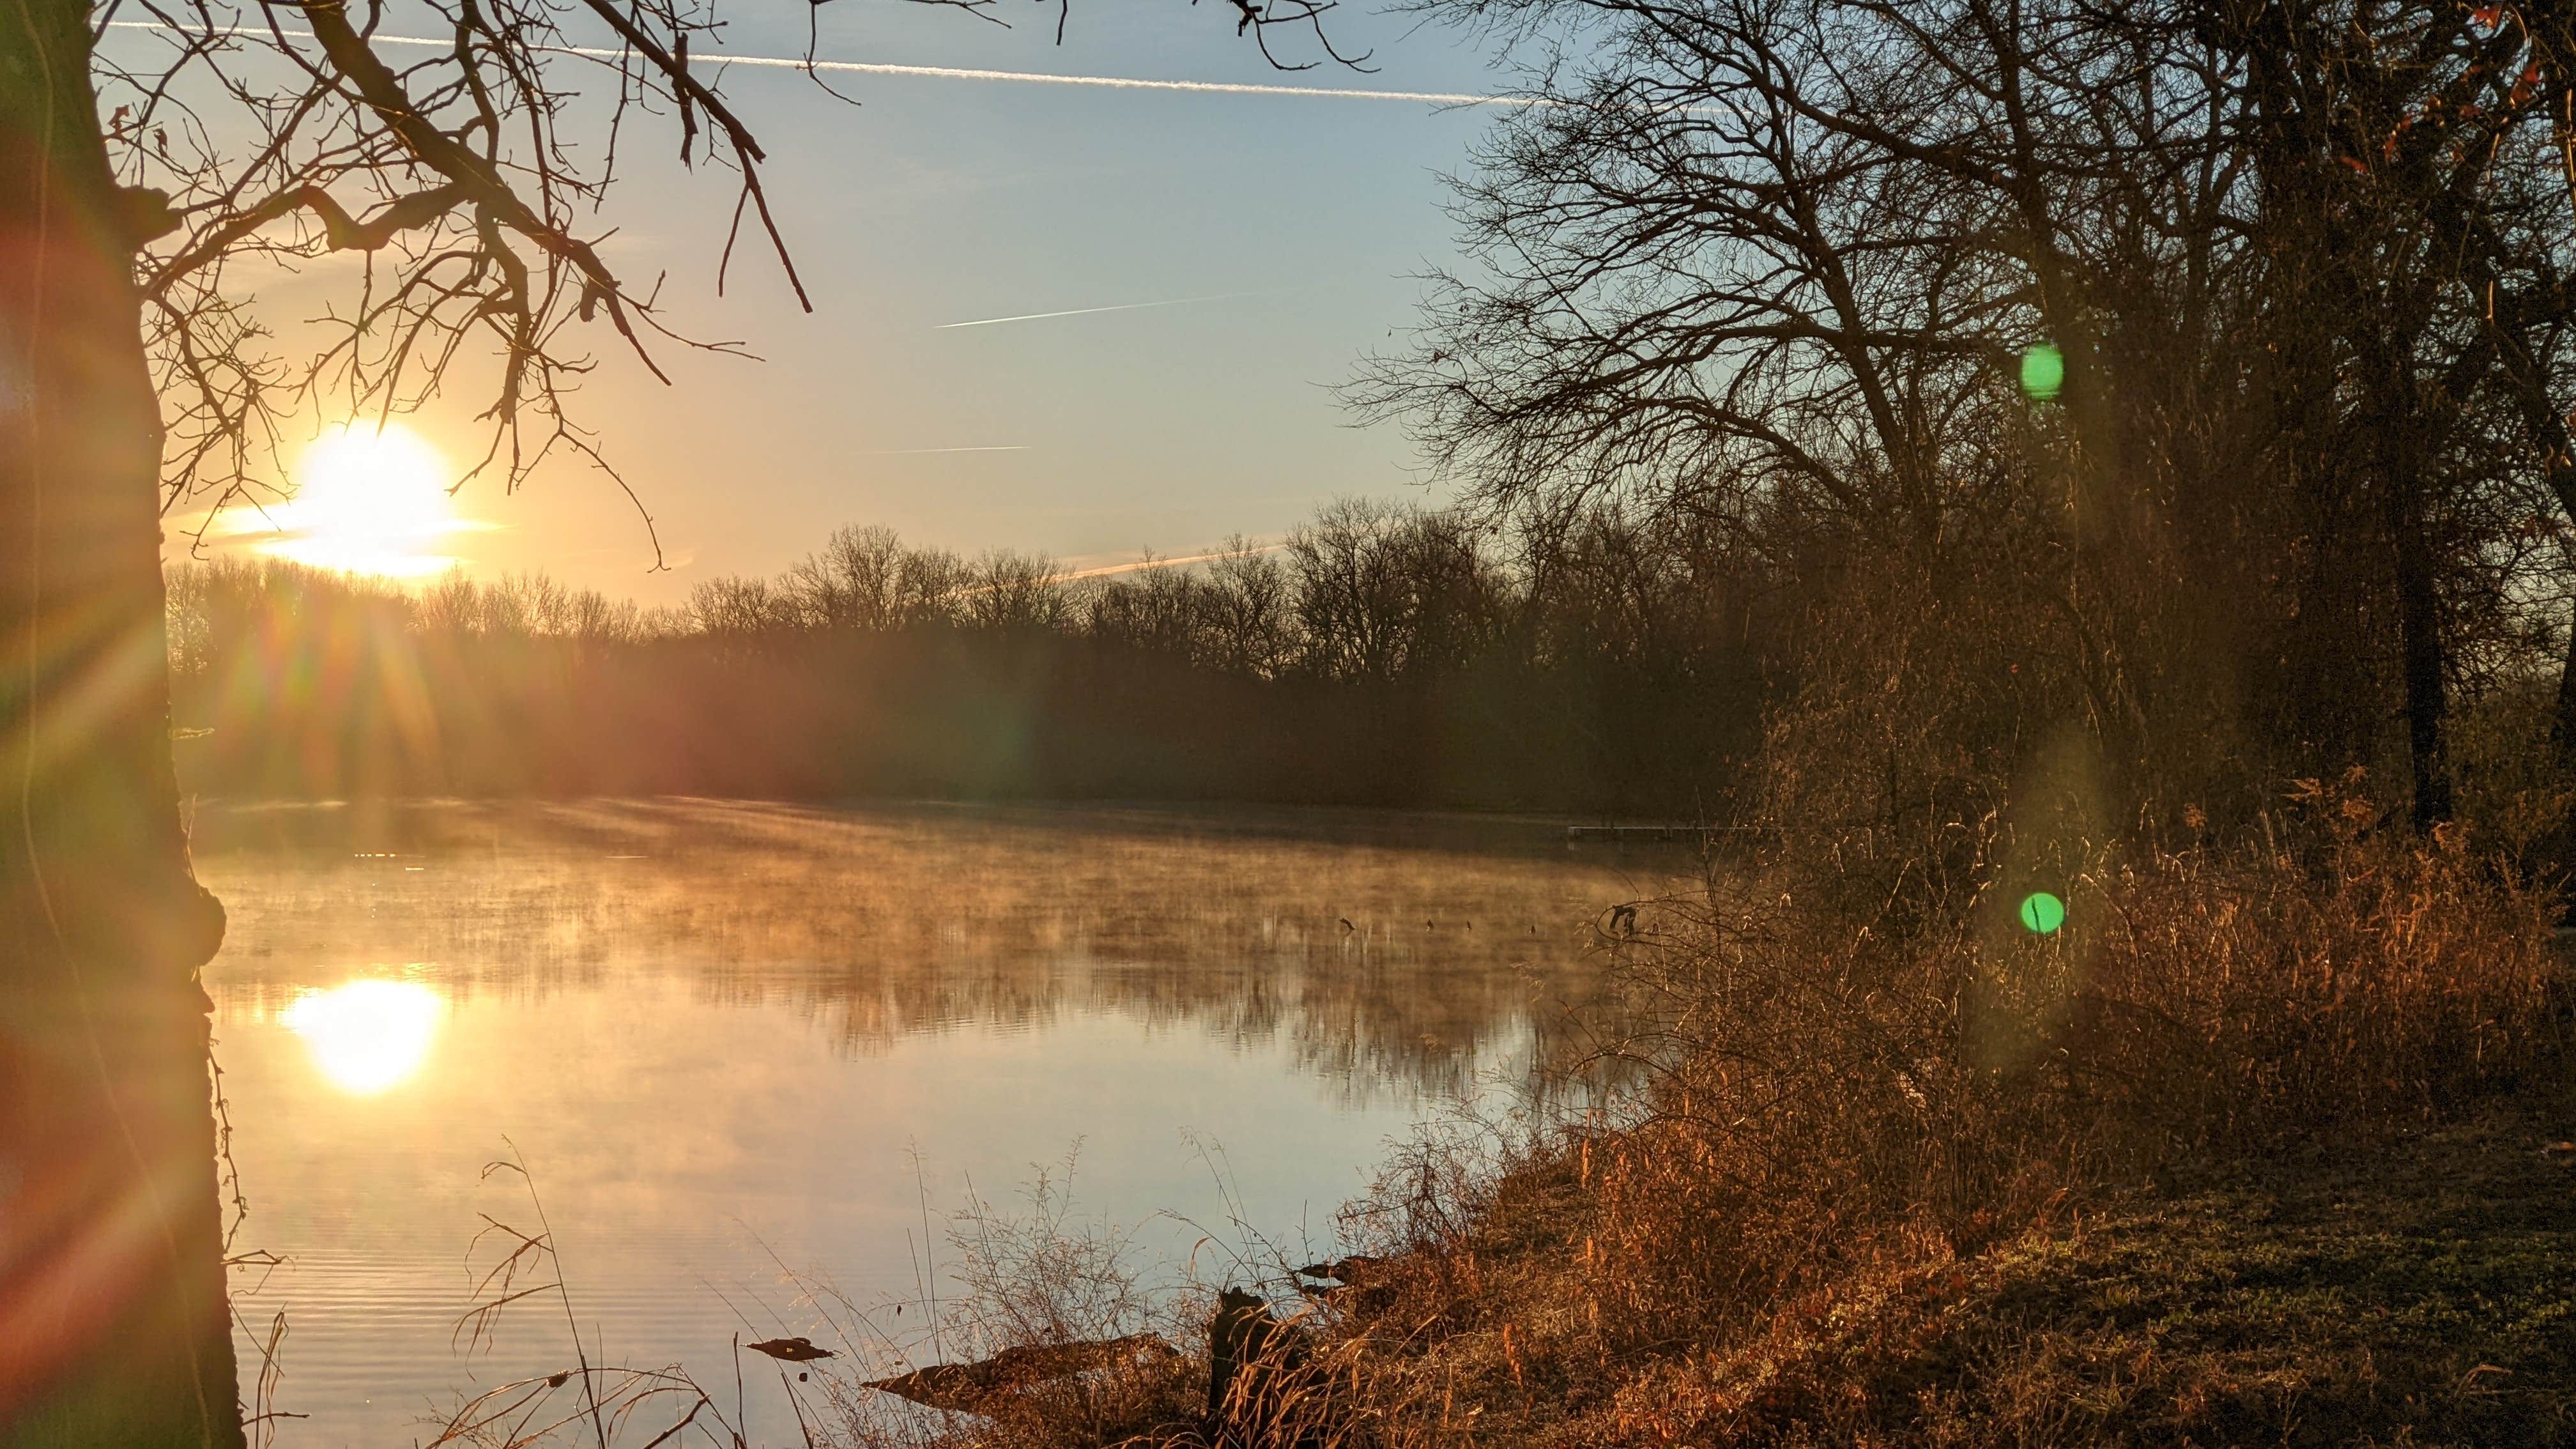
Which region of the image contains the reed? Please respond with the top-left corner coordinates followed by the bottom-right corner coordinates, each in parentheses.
top-left (402, 772), bottom-right (2572, 1446)
top-left (1157, 772), bottom-right (2575, 1446)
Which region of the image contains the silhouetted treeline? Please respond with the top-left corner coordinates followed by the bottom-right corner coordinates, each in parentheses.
top-left (166, 501), bottom-right (1763, 811)
top-left (1348, 0), bottom-right (2576, 868)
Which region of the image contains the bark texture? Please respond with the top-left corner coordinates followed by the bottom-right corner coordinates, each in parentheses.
top-left (0, 0), bottom-right (243, 1441)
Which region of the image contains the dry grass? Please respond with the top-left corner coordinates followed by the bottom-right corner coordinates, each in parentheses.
top-left (1130, 772), bottom-right (2576, 1448)
top-left (400, 776), bottom-right (2573, 1447)
top-left (1583, 1085), bottom-right (2576, 1446)
top-left (802, 1155), bottom-right (1211, 1449)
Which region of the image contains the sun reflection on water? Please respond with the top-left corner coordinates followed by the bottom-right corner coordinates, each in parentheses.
top-left (280, 980), bottom-right (446, 1094)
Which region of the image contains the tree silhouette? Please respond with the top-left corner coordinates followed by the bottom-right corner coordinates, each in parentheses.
top-left (0, 0), bottom-right (1351, 1439)
top-left (1358, 0), bottom-right (2576, 837)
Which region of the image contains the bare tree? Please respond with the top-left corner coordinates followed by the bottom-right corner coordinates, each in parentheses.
top-left (0, 0), bottom-right (1353, 1438)
top-left (963, 548), bottom-right (1066, 631)
top-left (1357, 0), bottom-right (2576, 833)
top-left (1204, 533), bottom-right (1292, 675)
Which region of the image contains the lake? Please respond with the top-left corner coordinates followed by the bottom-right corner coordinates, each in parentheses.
top-left (192, 800), bottom-right (1690, 1446)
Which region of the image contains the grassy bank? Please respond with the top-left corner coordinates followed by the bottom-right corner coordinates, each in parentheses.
top-left (1284, 1079), bottom-right (2576, 1447)
top-left (1845, 1094), bottom-right (2576, 1447)
top-left (427, 790), bottom-right (2574, 1448)
top-left (1021, 790), bottom-right (2576, 1448)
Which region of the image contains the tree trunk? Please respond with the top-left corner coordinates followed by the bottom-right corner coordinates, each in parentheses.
top-left (2370, 350), bottom-right (2455, 831)
top-left (2389, 507), bottom-right (2455, 828)
top-left (0, 0), bottom-right (244, 1443)
top-left (2527, 455), bottom-right (2576, 758)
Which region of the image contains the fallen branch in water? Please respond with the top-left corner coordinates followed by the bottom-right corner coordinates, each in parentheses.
top-left (864, 1333), bottom-right (1181, 1413)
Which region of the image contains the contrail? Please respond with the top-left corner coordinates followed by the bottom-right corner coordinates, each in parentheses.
top-left (104, 21), bottom-right (1549, 109)
top-left (663, 51), bottom-right (1550, 108)
top-left (855, 444), bottom-right (1029, 454)
top-left (937, 292), bottom-right (1264, 330)
top-left (1057, 542), bottom-right (1288, 581)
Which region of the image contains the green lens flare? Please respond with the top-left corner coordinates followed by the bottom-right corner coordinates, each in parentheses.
top-left (2020, 344), bottom-right (2065, 401)
top-left (2018, 891), bottom-right (2067, 935)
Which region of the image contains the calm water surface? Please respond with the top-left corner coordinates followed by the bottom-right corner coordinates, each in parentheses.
top-left (194, 800), bottom-right (1687, 1446)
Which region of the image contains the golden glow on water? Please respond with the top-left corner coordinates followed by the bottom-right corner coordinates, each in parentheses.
top-left (192, 802), bottom-right (1687, 1445)
top-left (254, 423), bottom-right (473, 578)
top-left (280, 979), bottom-right (446, 1094)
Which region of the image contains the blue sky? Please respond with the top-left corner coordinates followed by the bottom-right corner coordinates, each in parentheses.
top-left (141, 0), bottom-right (1523, 600)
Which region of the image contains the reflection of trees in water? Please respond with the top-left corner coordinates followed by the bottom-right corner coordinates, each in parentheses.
top-left (195, 801), bottom-right (1689, 1100)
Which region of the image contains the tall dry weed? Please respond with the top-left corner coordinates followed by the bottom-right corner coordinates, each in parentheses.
top-left (1239, 770), bottom-right (2570, 1446)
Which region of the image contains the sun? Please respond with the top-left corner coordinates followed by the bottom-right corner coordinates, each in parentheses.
top-left (280, 979), bottom-right (446, 1095)
top-left (255, 422), bottom-right (471, 578)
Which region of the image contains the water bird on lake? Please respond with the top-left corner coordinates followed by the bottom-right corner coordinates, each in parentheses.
top-left (747, 1336), bottom-right (835, 1363)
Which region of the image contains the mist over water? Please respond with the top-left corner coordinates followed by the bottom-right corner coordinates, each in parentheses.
top-left (193, 800), bottom-right (1688, 1445)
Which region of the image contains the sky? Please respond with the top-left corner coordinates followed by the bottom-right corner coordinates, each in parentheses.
top-left (130, 0), bottom-right (1526, 602)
